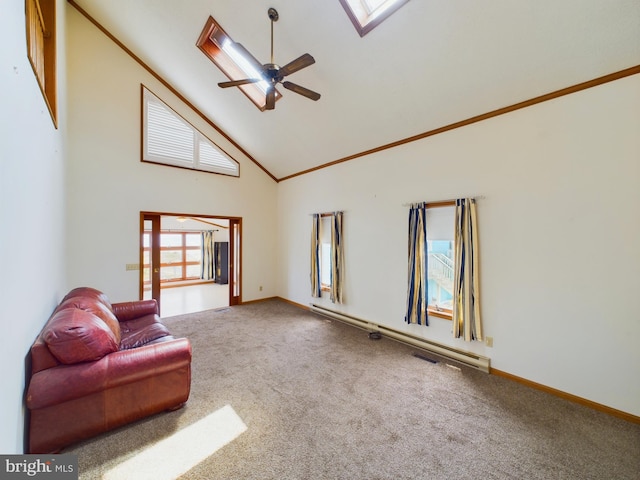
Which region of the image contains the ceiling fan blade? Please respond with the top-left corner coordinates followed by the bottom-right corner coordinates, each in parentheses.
top-left (218, 78), bottom-right (261, 88)
top-left (282, 81), bottom-right (321, 101)
top-left (278, 53), bottom-right (315, 77)
top-left (265, 86), bottom-right (276, 110)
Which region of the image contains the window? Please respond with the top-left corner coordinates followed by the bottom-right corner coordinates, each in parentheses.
top-left (311, 212), bottom-right (345, 303)
top-left (143, 232), bottom-right (202, 286)
top-left (142, 86), bottom-right (240, 177)
top-left (407, 202), bottom-right (455, 321)
top-left (196, 16), bottom-right (280, 111)
top-left (406, 199), bottom-right (482, 331)
top-left (338, 0), bottom-right (409, 37)
top-left (26, 0), bottom-right (57, 126)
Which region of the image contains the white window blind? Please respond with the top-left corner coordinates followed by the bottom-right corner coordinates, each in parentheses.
top-left (143, 87), bottom-right (239, 177)
top-left (198, 140), bottom-right (238, 173)
top-left (146, 101), bottom-right (194, 165)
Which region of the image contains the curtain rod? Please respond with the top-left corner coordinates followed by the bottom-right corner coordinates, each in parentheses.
top-left (402, 196), bottom-right (485, 207)
top-left (309, 211), bottom-right (345, 216)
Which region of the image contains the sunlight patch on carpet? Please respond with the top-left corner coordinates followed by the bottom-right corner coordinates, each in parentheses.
top-left (102, 405), bottom-right (247, 480)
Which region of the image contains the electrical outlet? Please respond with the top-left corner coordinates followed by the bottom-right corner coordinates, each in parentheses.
top-left (485, 336), bottom-right (493, 348)
top-left (259, 285), bottom-right (263, 291)
top-left (126, 263), bottom-right (140, 271)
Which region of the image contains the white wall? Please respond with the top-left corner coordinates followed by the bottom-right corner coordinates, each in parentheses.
top-left (0, 0), bottom-right (67, 453)
top-left (277, 74), bottom-right (640, 416)
top-left (0, 2), bottom-right (635, 456)
top-left (65, 5), bottom-right (278, 304)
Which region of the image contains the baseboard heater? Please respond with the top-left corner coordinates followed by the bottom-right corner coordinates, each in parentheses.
top-left (309, 304), bottom-right (490, 373)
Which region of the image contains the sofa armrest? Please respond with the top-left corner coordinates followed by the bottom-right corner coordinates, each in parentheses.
top-left (26, 338), bottom-right (191, 410)
top-left (112, 299), bottom-right (158, 321)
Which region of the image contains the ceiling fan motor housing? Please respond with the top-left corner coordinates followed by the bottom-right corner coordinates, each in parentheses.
top-left (264, 64), bottom-right (282, 83)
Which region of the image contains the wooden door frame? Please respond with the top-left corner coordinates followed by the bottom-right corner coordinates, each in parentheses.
top-left (228, 218), bottom-right (241, 306)
top-left (139, 211), bottom-right (242, 310)
top-left (141, 213), bottom-right (162, 309)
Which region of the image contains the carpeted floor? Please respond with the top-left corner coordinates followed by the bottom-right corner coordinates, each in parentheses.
top-left (68, 299), bottom-right (640, 479)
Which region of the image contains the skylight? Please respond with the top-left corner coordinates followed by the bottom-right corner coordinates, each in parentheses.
top-left (339, 0), bottom-right (409, 37)
top-left (221, 39), bottom-right (270, 95)
top-left (197, 16), bottom-right (280, 111)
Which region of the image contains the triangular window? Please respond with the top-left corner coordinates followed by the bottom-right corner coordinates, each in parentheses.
top-left (339, 0), bottom-right (409, 37)
top-left (142, 86), bottom-right (239, 177)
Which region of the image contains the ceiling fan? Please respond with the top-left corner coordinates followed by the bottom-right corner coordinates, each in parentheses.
top-left (218, 8), bottom-right (320, 110)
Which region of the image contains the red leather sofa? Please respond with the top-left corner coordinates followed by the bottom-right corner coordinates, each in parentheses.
top-left (26, 287), bottom-right (192, 454)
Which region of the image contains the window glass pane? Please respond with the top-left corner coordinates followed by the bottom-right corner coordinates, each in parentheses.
top-left (161, 234), bottom-right (182, 247)
top-left (426, 206), bottom-right (455, 240)
top-left (428, 240), bottom-right (454, 309)
top-left (186, 234), bottom-right (201, 247)
top-left (321, 243), bottom-right (331, 286)
top-left (186, 265), bottom-right (201, 278)
top-left (143, 233), bottom-right (150, 248)
top-left (186, 250), bottom-right (201, 262)
top-left (161, 266), bottom-right (182, 281)
top-left (143, 250), bottom-right (149, 264)
top-left (161, 250), bottom-right (183, 264)
top-left (320, 217), bottom-right (331, 243)
top-left (425, 205), bottom-right (454, 310)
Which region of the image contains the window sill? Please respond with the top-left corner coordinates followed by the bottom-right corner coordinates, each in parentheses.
top-left (161, 280), bottom-right (215, 289)
top-left (428, 307), bottom-right (452, 321)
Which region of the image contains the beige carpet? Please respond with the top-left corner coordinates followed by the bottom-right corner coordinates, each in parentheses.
top-left (68, 299), bottom-right (640, 479)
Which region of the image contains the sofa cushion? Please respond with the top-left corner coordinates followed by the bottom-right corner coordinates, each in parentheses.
top-left (62, 287), bottom-right (112, 311)
top-left (43, 308), bottom-right (119, 364)
top-left (57, 296), bottom-right (121, 344)
top-left (119, 314), bottom-right (172, 350)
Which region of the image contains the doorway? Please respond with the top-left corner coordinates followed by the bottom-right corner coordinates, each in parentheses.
top-left (140, 212), bottom-right (241, 316)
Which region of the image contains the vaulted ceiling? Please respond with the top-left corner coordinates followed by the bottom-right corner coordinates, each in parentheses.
top-left (69, 0), bottom-right (640, 181)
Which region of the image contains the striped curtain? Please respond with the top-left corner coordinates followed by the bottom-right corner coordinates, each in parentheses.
top-left (405, 203), bottom-right (428, 325)
top-left (201, 230), bottom-right (215, 280)
top-left (310, 214), bottom-right (321, 297)
top-left (330, 211), bottom-right (345, 304)
top-left (452, 199), bottom-right (483, 341)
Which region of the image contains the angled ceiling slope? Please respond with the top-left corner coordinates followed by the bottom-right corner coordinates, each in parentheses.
top-left (69, 0), bottom-right (640, 181)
